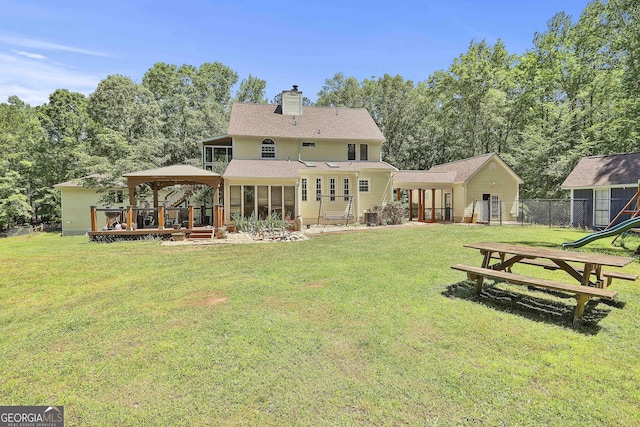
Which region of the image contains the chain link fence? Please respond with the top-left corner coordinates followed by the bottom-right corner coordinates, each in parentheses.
top-left (517, 199), bottom-right (573, 227)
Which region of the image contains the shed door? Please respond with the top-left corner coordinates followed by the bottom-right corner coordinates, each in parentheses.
top-left (491, 194), bottom-right (501, 221)
top-left (482, 194), bottom-right (490, 222)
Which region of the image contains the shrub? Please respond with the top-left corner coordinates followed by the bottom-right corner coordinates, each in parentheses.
top-left (370, 202), bottom-right (406, 225)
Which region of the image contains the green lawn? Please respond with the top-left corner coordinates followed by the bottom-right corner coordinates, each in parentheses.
top-left (1, 225), bottom-right (640, 426)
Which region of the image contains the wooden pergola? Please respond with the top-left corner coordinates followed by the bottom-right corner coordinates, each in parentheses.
top-left (122, 165), bottom-right (223, 229)
top-left (123, 164), bottom-right (222, 209)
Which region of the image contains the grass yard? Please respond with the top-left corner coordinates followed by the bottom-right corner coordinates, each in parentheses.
top-left (1, 224), bottom-right (640, 426)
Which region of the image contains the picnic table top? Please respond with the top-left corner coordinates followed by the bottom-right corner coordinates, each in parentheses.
top-left (464, 242), bottom-right (635, 268)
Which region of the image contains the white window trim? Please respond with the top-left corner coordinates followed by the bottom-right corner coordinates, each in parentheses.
top-left (358, 179), bottom-right (370, 193)
top-left (329, 178), bottom-right (336, 201)
top-left (490, 194), bottom-right (501, 221)
top-left (260, 138), bottom-right (276, 159)
top-left (343, 178), bottom-right (350, 201)
top-left (316, 178), bottom-right (322, 201)
top-left (301, 178), bottom-right (308, 202)
top-left (594, 188), bottom-right (610, 227)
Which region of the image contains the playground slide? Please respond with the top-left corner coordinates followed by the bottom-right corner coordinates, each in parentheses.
top-left (562, 216), bottom-right (640, 248)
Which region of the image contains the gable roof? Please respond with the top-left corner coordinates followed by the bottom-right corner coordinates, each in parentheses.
top-left (227, 103), bottom-right (385, 142)
top-left (428, 152), bottom-right (523, 184)
top-left (562, 152), bottom-right (640, 188)
top-left (393, 170), bottom-right (456, 184)
top-left (223, 159), bottom-right (395, 179)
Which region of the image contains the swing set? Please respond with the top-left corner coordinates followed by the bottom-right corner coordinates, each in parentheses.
top-left (316, 194), bottom-right (354, 226)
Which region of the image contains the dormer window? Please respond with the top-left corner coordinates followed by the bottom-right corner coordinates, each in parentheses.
top-left (261, 138), bottom-right (276, 158)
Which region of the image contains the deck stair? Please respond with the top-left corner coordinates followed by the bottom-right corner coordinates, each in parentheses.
top-left (187, 229), bottom-right (214, 240)
top-left (164, 187), bottom-right (194, 208)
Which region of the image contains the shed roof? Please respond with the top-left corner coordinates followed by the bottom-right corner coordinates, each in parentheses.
top-left (562, 152), bottom-right (640, 188)
top-left (227, 103), bottom-right (385, 141)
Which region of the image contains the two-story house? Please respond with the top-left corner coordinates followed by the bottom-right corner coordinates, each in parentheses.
top-left (202, 86), bottom-right (396, 225)
top-left (55, 85), bottom-right (522, 236)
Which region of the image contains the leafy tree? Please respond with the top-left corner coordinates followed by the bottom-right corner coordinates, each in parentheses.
top-left (316, 73), bottom-right (364, 108)
top-left (0, 96), bottom-right (50, 222)
top-left (86, 75), bottom-right (163, 174)
top-left (234, 74), bottom-right (268, 104)
top-left (142, 62), bottom-right (238, 165)
top-left (0, 169), bottom-right (33, 229)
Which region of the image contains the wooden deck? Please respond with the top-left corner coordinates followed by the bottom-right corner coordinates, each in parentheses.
top-left (88, 227), bottom-right (213, 242)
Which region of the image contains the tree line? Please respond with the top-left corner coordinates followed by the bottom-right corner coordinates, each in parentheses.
top-left (1, 0), bottom-right (638, 229)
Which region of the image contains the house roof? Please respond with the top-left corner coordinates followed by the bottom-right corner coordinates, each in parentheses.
top-left (223, 159), bottom-right (395, 179)
top-left (562, 152), bottom-right (640, 188)
top-left (393, 171), bottom-right (457, 186)
top-left (227, 103), bottom-right (385, 141)
top-left (428, 152), bottom-right (523, 184)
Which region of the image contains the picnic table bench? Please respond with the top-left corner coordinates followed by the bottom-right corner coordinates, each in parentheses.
top-left (451, 242), bottom-right (636, 322)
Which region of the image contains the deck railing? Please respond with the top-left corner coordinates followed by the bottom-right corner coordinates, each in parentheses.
top-left (90, 204), bottom-right (224, 232)
top-left (90, 205), bottom-right (188, 232)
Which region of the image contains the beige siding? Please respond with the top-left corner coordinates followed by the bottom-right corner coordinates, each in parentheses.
top-left (59, 187), bottom-right (179, 236)
top-left (464, 161), bottom-right (520, 221)
top-left (356, 171), bottom-right (394, 220)
top-left (59, 187), bottom-right (129, 236)
top-left (301, 141), bottom-right (382, 162)
top-left (233, 136), bottom-right (382, 162)
top-left (234, 137), bottom-right (299, 160)
top-left (297, 173), bottom-right (358, 224)
top-left (451, 184), bottom-right (466, 222)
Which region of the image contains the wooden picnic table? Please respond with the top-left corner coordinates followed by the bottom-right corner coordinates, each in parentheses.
top-left (451, 242), bottom-right (637, 322)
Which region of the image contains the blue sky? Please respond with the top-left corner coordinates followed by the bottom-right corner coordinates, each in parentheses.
top-left (0, 0), bottom-right (591, 106)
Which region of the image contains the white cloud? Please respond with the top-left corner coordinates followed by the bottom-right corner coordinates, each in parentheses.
top-left (12, 50), bottom-right (47, 60)
top-left (0, 53), bottom-right (101, 105)
top-left (0, 33), bottom-right (110, 57)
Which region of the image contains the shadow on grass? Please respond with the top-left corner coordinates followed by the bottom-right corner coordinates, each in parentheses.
top-left (442, 281), bottom-right (619, 335)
